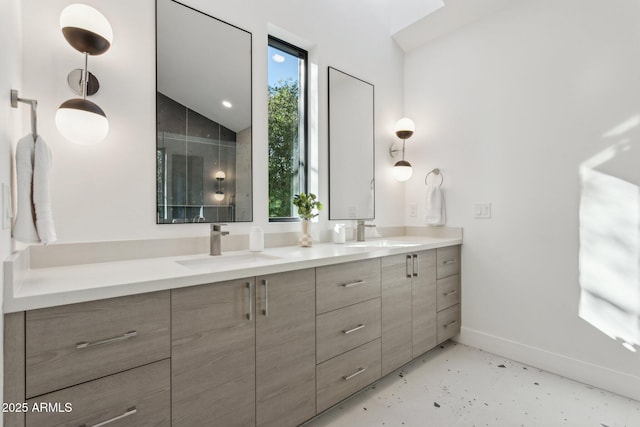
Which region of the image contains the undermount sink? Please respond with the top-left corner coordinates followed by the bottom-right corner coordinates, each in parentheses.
top-left (345, 240), bottom-right (421, 248)
top-left (177, 253), bottom-right (283, 270)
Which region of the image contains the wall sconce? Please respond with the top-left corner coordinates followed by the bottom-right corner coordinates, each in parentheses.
top-left (389, 117), bottom-right (415, 181)
top-left (55, 4), bottom-right (112, 145)
top-left (214, 171), bottom-right (225, 201)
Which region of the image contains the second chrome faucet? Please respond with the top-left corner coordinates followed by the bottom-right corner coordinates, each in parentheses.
top-left (210, 224), bottom-right (229, 256)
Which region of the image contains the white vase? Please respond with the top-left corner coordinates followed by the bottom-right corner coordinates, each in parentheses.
top-left (299, 220), bottom-right (313, 247)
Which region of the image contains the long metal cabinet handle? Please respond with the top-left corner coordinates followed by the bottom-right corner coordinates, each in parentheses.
top-left (262, 279), bottom-right (269, 316)
top-left (342, 280), bottom-right (366, 288)
top-left (406, 255), bottom-right (412, 278)
top-left (342, 324), bottom-right (366, 335)
top-left (443, 259), bottom-right (457, 265)
top-left (443, 290), bottom-right (458, 297)
top-left (443, 320), bottom-right (458, 328)
top-left (247, 282), bottom-right (253, 320)
top-left (80, 406), bottom-right (137, 427)
top-left (413, 253), bottom-right (419, 277)
top-left (343, 367), bottom-right (367, 381)
top-left (76, 331), bottom-right (137, 349)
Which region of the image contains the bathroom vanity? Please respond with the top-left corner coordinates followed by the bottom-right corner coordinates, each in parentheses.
top-left (3, 235), bottom-right (461, 427)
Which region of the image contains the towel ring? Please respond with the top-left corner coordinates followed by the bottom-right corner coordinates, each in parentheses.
top-left (10, 89), bottom-right (38, 141)
top-left (425, 168), bottom-right (444, 187)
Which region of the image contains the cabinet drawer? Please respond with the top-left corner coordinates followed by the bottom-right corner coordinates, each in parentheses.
top-left (26, 359), bottom-right (170, 427)
top-left (26, 291), bottom-right (170, 398)
top-left (437, 304), bottom-right (461, 344)
top-left (437, 274), bottom-right (461, 311)
top-left (316, 259), bottom-right (381, 314)
top-left (316, 338), bottom-right (381, 413)
top-left (317, 298), bottom-right (381, 363)
top-left (436, 245), bottom-right (460, 279)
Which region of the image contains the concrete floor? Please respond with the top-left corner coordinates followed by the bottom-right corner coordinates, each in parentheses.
top-left (304, 342), bottom-right (640, 427)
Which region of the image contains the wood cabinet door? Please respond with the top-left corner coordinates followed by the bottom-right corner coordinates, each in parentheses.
top-left (381, 254), bottom-right (413, 376)
top-left (412, 250), bottom-right (437, 357)
top-left (172, 279), bottom-right (256, 427)
top-left (256, 269), bottom-right (316, 427)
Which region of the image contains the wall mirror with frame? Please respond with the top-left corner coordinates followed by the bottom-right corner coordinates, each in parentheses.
top-left (156, 0), bottom-right (252, 223)
top-left (328, 67), bottom-right (375, 220)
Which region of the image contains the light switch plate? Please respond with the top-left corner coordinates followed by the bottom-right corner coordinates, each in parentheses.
top-left (473, 202), bottom-right (491, 219)
top-left (2, 183), bottom-right (12, 230)
top-left (408, 203), bottom-right (417, 217)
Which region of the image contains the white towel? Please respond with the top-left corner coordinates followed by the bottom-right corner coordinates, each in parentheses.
top-left (425, 184), bottom-right (445, 226)
top-left (33, 136), bottom-right (56, 244)
top-left (13, 134), bottom-right (57, 244)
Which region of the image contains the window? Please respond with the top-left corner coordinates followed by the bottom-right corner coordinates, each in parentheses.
top-left (268, 36), bottom-right (308, 221)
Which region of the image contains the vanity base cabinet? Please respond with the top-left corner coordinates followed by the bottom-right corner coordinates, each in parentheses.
top-left (437, 304), bottom-right (461, 343)
top-left (316, 338), bottom-right (382, 413)
top-left (381, 250), bottom-right (437, 374)
top-left (412, 250), bottom-right (437, 357)
top-left (25, 291), bottom-right (170, 399)
top-left (171, 278), bottom-right (256, 427)
top-left (256, 269), bottom-right (316, 427)
top-left (381, 255), bottom-right (413, 376)
top-left (25, 360), bottom-right (170, 427)
top-left (436, 246), bottom-right (462, 344)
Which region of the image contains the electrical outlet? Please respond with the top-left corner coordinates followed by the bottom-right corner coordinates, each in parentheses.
top-left (473, 202), bottom-right (491, 219)
top-left (348, 205), bottom-right (357, 218)
top-left (2, 183), bottom-right (12, 230)
top-left (408, 203), bottom-right (417, 217)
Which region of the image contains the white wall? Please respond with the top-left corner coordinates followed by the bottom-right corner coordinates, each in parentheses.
top-left (20, 0), bottom-right (405, 244)
top-left (404, 0), bottom-right (640, 399)
top-left (0, 0), bottom-right (22, 421)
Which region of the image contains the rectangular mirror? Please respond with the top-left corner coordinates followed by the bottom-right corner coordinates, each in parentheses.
top-left (156, 0), bottom-right (252, 223)
top-left (328, 67), bottom-right (375, 220)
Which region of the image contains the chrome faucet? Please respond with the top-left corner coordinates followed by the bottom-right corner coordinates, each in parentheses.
top-left (210, 223), bottom-right (229, 256)
top-left (356, 220), bottom-right (376, 242)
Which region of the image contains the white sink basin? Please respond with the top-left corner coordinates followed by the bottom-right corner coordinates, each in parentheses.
top-left (345, 240), bottom-right (421, 248)
top-left (177, 253), bottom-right (282, 270)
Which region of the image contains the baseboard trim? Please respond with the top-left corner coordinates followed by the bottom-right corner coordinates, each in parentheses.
top-left (456, 327), bottom-right (640, 402)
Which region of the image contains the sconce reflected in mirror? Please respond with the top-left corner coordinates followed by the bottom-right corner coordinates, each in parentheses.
top-left (214, 171), bottom-right (225, 201)
top-left (390, 117), bottom-right (415, 181)
top-left (55, 4), bottom-right (112, 145)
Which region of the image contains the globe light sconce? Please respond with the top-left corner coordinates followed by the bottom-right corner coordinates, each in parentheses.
top-left (214, 171), bottom-right (226, 202)
top-left (55, 4), bottom-right (112, 145)
top-left (389, 118), bottom-right (415, 182)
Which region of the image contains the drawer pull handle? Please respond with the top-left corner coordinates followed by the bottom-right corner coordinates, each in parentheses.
top-left (262, 279), bottom-right (269, 316)
top-left (343, 367), bottom-right (367, 381)
top-left (342, 280), bottom-right (366, 288)
top-left (443, 290), bottom-right (458, 297)
top-left (80, 406), bottom-right (137, 427)
top-left (343, 324), bottom-right (366, 335)
top-left (442, 259), bottom-right (457, 265)
top-left (76, 331), bottom-right (137, 349)
top-left (443, 320), bottom-right (458, 329)
top-left (247, 282), bottom-right (253, 321)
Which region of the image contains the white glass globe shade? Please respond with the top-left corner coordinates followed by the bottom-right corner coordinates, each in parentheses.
top-left (392, 162), bottom-right (413, 182)
top-left (55, 100), bottom-right (109, 145)
top-left (394, 117), bottom-right (415, 134)
top-left (214, 192), bottom-right (225, 202)
top-left (215, 171), bottom-right (226, 180)
top-left (60, 4), bottom-right (113, 55)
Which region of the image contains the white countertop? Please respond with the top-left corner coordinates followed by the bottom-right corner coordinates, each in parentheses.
top-left (3, 235), bottom-right (461, 313)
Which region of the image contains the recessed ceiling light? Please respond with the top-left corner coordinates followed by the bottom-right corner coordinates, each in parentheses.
top-left (222, 100), bottom-right (232, 108)
top-left (272, 53), bottom-right (285, 63)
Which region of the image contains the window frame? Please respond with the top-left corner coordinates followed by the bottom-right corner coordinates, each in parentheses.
top-left (267, 36), bottom-right (309, 222)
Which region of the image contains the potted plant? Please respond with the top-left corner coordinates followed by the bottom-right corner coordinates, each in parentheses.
top-left (293, 192), bottom-right (323, 247)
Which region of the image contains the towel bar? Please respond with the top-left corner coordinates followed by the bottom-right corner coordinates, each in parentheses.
top-left (425, 168), bottom-right (444, 187)
top-left (10, 89), bottom-right (38, 141)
